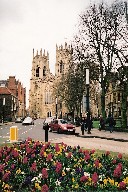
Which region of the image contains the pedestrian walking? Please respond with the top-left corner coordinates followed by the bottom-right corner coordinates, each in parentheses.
top-left (99, 115), bottom-right (105, 131)
top-left (81, 117), bottom-right (87, 135)
top-left (106, 113), bottom-right (115, 133)
top-left (87, 112), bottom-right (93, 134)
top-left (75, 115), bottom-right (81, 126)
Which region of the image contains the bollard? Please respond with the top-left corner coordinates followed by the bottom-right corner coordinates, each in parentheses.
top-left (45, 128), bottom-right (48, 142)
top-left (44, 123), bottom-right (49, 142)
top-left (10, 126), bottom-right (18, 142)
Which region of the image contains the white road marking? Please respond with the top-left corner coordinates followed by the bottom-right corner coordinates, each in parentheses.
top-left (0, 125), bottom-right (34, 142)
top-left (2, 136), bottom-right (9, 138)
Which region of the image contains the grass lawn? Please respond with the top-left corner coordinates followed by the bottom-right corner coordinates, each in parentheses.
top-left (93, 120), bottom-right (127, 131)
top-left (93, 121), bottom-right (100, 129)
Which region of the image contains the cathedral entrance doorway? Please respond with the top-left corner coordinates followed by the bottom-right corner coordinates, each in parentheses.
top-left (47, 111), bottom-right (51, 117)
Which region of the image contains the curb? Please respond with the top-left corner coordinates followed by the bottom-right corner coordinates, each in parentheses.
top-left (76, 134), bottom-right (128, 142)
top-left (0, 122), bottom-right (14, 126)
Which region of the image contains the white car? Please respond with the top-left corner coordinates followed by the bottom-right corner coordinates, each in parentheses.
top-left (22, 117), bottom-right (34, 125)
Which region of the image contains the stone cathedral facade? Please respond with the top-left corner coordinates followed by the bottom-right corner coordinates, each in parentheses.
top-left (29, 43), bottom-right (73, 118)
top-left (29, 43), bottom-right (99, 119)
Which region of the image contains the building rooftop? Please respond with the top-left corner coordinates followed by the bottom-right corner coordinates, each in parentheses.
top-left (0, 86), bottom-right (13, 95)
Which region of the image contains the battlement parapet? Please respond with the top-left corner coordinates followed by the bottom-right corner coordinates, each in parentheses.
top-left (56, 42), bottom-right (72, 52)
top-left (33, 48), bottom-right (49, 59)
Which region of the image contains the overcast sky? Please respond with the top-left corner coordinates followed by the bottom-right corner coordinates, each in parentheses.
top-left (0, 0), bottom-right (100, 107)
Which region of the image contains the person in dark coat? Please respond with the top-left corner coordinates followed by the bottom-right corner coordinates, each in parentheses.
top-left (86, 112), bottom-right (93, 134)
top-left (99, 115), bottom-right (105, 131)
top-left (81, 116), bottom-right (87, 135)
top-left (106, 113), bottom-right (115, 133)
top-left (75, 115), bottom-right (81, 126)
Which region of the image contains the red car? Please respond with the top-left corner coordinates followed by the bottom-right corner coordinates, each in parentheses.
top-left (49, 119), bottom-right (76, 134)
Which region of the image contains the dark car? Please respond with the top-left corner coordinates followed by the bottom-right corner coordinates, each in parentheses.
top-left (15, 117), bottom-right (23, 123)
top-left (22, 117), bottom-right (34, 125)
top-left (50, 119), bottom-right (76, 134)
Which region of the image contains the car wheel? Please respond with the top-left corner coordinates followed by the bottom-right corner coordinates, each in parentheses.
top-left (72, 130), bottom-right (75, 135)
top-left (57, 128), bottom-right (61, 134)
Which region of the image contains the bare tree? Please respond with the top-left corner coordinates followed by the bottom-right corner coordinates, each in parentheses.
top-left (72, 0), bottom-right (128, 118)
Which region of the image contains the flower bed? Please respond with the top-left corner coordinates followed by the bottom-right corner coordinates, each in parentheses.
top-left (0, 138), bottom-right (128, 191)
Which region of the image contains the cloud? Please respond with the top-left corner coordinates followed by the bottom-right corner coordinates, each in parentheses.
top-left (0, 0), bottom-right (89, 107)
top-left (0, 0), bottom-right (25, 25)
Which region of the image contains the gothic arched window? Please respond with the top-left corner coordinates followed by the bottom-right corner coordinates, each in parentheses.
top-left (36, 67), bottom-right (39, 77)
top-left (60, 60), bottom-right (63, 73)
top-left (44, 90), bottom-right (52, 104)
top-left (43, 66), bottom-right (46, 76)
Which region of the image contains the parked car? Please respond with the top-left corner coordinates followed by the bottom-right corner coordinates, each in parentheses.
top-left (22, 117), bottom-right (34, 125)
top-left (43, 117), bottom-right (55, 130)
top-left (15, 117), bottom-right (23, 123)
top-left (50, 119), bottom-right (76, 134)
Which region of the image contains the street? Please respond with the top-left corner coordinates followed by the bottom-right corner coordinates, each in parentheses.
top-left (1, 119), bottom-right (128, 155)
top-left (0, 118), bottom-right (76, 144)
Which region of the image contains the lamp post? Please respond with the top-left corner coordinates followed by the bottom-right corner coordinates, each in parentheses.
top-left (56, 97), bottom-right (58, 119)
top-left (86, 68), bottom-right (89, 113)
top-left (2, 98), bottom-right (5, 124)
top-left (86, 68), bottom-right (92, 134)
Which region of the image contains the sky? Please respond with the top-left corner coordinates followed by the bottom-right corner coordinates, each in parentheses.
top-left (0, 0), bottom-right (98, 108)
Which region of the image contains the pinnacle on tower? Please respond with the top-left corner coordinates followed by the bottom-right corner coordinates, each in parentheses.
top-left (47, 51), bottom-right (49, 59)
top-left (56, 44), bottom-right (58, 50)
top-left (40, 48), bottom-right (42, 56)
top-left (61, 45), bottom-right (63, 50)
top-left (33, 48), bottom-right (34, 58)
top-left (65, 42), bottom-right (67, 49)
top-left (43, 49), bottom-right (45, 56)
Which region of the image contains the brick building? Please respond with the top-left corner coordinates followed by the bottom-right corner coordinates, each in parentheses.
top-left (0, 76), bottom-right (26, 121)
top-left (0, 86), bottom-right (18, 122)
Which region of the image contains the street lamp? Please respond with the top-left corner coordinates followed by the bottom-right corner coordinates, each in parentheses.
top-left (2, 98), bottom-right (5, 124)
top-left (86, 68), bottom-right (89, 113)
top-left (86, 68), bottom-right (92, 134)
top-left (56, 97), bottom-right (58, 119)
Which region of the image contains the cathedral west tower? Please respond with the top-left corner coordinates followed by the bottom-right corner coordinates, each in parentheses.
top-left (29, 48), bottom-right (55, 118)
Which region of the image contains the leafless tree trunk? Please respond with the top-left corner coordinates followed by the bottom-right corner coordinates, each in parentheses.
top-left (72, 1), bottom-right (128, 118)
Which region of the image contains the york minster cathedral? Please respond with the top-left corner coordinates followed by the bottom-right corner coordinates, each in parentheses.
top-left (29, 43), bottom-right (99, 119)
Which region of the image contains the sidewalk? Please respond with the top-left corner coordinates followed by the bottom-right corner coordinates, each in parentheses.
top-left (75, 127), bottom-right (128, 142)
top-left (51, 127), bottom-right (128, 154)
